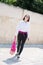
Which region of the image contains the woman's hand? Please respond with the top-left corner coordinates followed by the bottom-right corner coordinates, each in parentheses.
top-left (28, 38), bottom-right (29, 40)
top-left (14, 35), bottom-right (17, 42)
top-left (15, 36), bottom-right (16, 39)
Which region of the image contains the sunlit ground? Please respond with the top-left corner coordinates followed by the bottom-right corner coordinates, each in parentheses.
top-left (0, 44), bottom-right (43, 65)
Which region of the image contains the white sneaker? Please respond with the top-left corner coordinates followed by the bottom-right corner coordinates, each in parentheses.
top-left (15, 53), bottom-right (20, 59)
top-left (17, 55), bottom-right (20, 59)
top-left (15, 53), bottom-right (18, 57)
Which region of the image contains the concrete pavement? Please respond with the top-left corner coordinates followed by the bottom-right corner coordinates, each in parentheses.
top-left (0, 44), bottom-right (43, 65)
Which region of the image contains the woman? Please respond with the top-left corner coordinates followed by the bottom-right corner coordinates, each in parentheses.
top-left (15, 15), bottom-right (30, 59)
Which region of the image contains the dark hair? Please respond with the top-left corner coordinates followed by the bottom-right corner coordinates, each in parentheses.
top-left (23, 15), bottom-right (30, 22)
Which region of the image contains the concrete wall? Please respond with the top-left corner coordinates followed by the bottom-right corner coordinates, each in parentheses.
top-left (24, 10), bottom-right (43, 44)
top-left (0, 3), bottom-right (43, 44)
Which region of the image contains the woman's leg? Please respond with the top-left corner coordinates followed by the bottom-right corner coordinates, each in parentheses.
top-left (17, 32), bottom-right (21, 53)
top-left (19, 33), bottom-right (27, 55)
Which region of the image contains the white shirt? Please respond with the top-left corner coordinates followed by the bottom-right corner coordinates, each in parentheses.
top-left (15, 20), bottom-right (30, 38)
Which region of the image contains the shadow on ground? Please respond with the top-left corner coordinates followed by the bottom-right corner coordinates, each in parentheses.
top-left (3, 56), bottom-right (21, 65)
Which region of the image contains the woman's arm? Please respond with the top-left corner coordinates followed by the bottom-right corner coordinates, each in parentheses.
top-left (27, 23), bottom-right (30, 40)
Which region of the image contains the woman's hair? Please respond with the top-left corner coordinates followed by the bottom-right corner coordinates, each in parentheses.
top-left (23, 15), bottom-right (30, 22)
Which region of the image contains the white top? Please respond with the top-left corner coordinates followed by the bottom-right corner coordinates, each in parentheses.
top-left (15, 20), bottom-right (30, 38)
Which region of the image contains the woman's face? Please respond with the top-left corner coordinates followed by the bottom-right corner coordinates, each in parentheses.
top-left (25, 16), bottom-right (29, 22)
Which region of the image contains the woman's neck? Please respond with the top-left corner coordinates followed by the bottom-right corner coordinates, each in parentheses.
top-left (23, 20), bottom-right (27, 23)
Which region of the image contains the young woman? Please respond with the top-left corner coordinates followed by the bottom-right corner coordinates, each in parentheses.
top-left (15, 15), bottom-right (30, 59)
